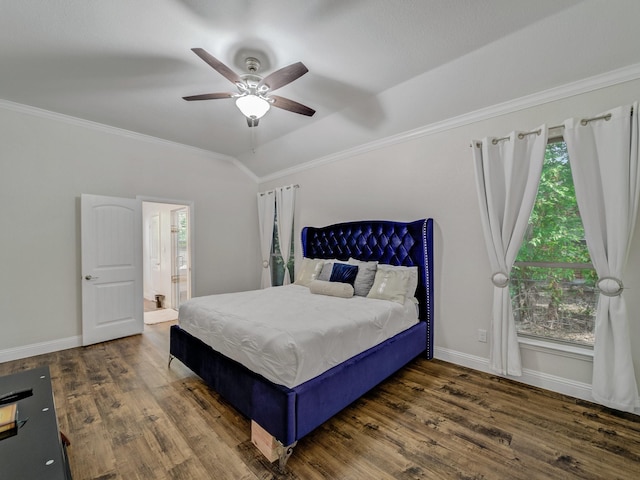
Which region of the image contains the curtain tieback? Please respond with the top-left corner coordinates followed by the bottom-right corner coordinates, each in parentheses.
top-left (262, 260), bottom-right (269, 268)
top-left (491, 271), bottom-right (510, 288)
top-left (596, 276), bottom-right (624, 297)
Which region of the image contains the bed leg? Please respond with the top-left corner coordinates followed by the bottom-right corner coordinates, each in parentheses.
top-left (276, 440), bottom-right (297, 473)
top-left (168, 355), bottom-right (175, 368)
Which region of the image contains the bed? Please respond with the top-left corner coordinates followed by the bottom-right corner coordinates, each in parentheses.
top-left (169, 218), bottom-right (434, 469)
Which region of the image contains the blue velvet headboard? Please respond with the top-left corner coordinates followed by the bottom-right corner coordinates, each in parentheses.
top-left (301, 218), bottom-right (434, 358)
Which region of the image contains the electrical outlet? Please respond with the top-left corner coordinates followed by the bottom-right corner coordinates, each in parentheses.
top-left (477, 329), bottom-right (487, 343)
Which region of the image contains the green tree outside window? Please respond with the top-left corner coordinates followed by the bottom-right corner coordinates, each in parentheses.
top-left (511, 141), bottom-right (597, 345)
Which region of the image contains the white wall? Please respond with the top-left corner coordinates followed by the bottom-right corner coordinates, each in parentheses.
top-left (0, 105), bottom-right (260, 357)
top-left (259, 78), bottom-right (640, 401)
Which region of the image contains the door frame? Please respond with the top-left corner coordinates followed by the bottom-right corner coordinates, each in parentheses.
top-left (170, 206), bottom-right (191, 310)
top-left (138, 196), bottom-right (195, 309)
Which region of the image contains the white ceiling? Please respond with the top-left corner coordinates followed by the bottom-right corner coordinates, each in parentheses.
top-left (2, 0), bottom-right (640, 179)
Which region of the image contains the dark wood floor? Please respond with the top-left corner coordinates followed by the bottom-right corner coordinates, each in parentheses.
top-left (1, 322), bottom-right (639, 479)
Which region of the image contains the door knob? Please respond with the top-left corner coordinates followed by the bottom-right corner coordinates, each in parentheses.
top-left (84, 275), bottom-right (99, 280)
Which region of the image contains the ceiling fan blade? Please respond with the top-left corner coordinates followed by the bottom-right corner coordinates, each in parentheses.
top-left (182, 92), bottom-right (234, 101)
top-left (270, 95), bottom-right (316, 116)
top-left (258, 62), bottom-right (309, 92)
top-left (191, 48), bottom-right (242, 85)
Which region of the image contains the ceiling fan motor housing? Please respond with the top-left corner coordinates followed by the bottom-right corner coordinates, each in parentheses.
top-left (244, 57), bottom-right (261, 73)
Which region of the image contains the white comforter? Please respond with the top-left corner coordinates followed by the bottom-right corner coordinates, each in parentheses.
top-left (178, 284), bottom-right (419, 388)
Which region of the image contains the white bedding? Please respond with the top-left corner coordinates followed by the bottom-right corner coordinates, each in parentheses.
top-left (178, 284), bottom-right (419, 388)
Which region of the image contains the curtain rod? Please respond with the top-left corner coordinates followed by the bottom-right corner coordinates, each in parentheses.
top-left (258, 184), bottom-right (299, 196)
top-left (471, 111), bottom-right (623, 148)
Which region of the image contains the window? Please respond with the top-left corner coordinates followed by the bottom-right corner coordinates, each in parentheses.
top-left (270, 207), bottom-right (295, 286)
top-left (510, 140), bottom-right (597, 346)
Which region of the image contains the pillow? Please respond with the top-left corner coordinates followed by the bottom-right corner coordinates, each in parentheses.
top-left (377, 264), bottom-right (419, 298)
top-left (317, 262), bottom-right (334, 282)
top-left (316, 260), bottom-right (349, 281)
top-left (294, 258), bottom-right (324, 286)
top-left (366, 267), bottom-right (412, 304)
top-left (309, 280), bottom-right (354, 298)
top-left (329, 263), bottom-right (359, 286)
top-left (348, 258), bottom-right (378, 297)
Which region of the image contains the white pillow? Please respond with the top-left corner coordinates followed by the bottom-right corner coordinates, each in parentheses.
top-left (366, 267), bottom-right (411, 304)
top-left (294, 258), bottom-right (324, 286)
top-left (377, 264), bottom-right (418, 298)
top-left (309, 280), bottom-right (354, 298)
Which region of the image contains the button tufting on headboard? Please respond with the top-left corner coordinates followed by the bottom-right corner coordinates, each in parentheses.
top-left (304, 223), bottom-right (421, 265)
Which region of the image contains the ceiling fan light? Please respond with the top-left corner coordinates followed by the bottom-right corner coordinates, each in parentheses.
top-left (235, 94), bottom-right (270, 119)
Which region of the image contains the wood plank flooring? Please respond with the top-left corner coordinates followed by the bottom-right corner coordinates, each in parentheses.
top-left (1, 321), bottom-right (639, 479)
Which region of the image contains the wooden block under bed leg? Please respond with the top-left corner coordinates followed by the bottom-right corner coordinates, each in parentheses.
top-left (250, 420), bottom-right (297, 471)
top-left (251, 420), bottom-right (280, 463)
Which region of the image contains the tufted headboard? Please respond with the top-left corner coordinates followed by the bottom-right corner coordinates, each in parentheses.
top-left (301, 219), bottom-right (434, 358)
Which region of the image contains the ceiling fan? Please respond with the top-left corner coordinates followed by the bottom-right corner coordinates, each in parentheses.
top-left (183, 48), bottom-right (316, 127)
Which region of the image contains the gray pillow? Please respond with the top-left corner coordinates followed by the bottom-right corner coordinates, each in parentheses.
top-left (317, 262), bottom-right (334, 282)
top-left (348, 258), bottom-right (378, 297)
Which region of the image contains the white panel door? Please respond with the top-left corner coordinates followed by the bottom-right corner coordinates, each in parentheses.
top-left (81, 194), bottom-right (143, 346)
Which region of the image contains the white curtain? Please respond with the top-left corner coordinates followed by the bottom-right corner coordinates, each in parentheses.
top-left (472, 126), bottom-right (547, 376)
top-left (275, 185), bottom-right (296, 285)
top-left (257, 191), bottom-right (276, 289)
top-left (563, 102), bottom-right (640, 412)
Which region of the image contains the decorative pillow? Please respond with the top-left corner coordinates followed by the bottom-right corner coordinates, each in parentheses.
top-left (317, 262), bottom-right (334, 282)
top-left (348, 258), bottom-right (378, 297)
top-left (366, 267), bottom-right (412, 304)
top-left (316, 260), bottom-right (349, 282)
top-left (309, 280), bottom-right (354, 298)
top-left (294, 258), bottom-right (324, 286)
top-left (329, 263), bottom-right (359, 286)
top-left (377, 264), bottom-right (419, 298)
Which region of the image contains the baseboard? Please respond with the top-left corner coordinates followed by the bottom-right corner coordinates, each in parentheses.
top-left (433, 346), bottom-right (594, 404)
top-left (0, 336), bottom-right (82, 364)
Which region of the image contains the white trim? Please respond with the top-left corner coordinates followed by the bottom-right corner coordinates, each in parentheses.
top-left (258, 62), bottom-right (640, 183)
top-left (0, 336), bottom-right (82, 363)
top-left (434, 346), bottom-right (594, 404)
top-left (0, 98), bottom-right (258, 182)
top-left (518, 336), bottom-right (594, 361)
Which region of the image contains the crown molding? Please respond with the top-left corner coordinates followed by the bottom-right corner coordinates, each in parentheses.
top-left (0, 98), bottom-right (259, 182)
top-left (4, 61), bottom-right (640, 187)
top-left (258, 62), bottom-right (640, 184)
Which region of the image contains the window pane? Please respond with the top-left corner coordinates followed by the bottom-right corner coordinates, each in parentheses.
top-left (511, 266), bottom-right (596, 346)
top-left (270, 206), bottom-right (295, 286)
top-left (517, 142), bottom-right (589, 264)
top-left (512, 141), bottom-right (596, 346)
top-left (271, 253), bottom-right (285, 286)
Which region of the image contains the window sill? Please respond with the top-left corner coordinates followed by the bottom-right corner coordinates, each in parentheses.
top-left (518, 336), bottom-right (594, 361)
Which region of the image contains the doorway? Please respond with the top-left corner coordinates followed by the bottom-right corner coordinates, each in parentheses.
top-left (142, 200), bottom-right (192, 325)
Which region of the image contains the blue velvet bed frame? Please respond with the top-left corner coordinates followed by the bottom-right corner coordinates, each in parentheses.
top-left (169, 218), bottom-right (434, 467)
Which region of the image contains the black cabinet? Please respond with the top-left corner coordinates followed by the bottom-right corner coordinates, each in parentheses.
top-left (0, 366), bottom-right (72, 479)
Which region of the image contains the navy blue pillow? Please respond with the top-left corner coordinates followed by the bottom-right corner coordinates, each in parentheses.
top-left (329, 263), bottom-right (359, 286)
